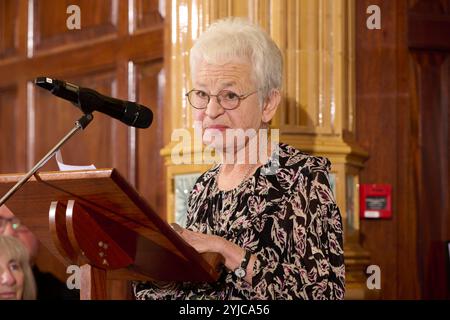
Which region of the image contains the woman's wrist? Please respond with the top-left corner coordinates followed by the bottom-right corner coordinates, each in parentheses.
top-left (212, 236), bottom-right (236, 264)
top-left (212, 235), bottom-right (227, 255)
top-left (210, 235), bottom-right (255, 283)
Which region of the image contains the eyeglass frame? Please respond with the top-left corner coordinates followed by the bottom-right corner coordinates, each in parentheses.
top-left (185, 89), bottom-right (259, 110)
top-left (0, 217), bottom-right (22, 233)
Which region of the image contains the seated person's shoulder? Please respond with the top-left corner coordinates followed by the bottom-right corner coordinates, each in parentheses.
top-left (33, 266), bottom-right (79, 300)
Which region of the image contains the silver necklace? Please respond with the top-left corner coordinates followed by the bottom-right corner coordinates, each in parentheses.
top-left (242, 164), bottom-right (259, 181)
top-left (217, 163), bottom-right (259, 191)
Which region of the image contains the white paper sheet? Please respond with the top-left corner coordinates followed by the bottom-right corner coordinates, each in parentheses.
top-left (55, 150), bottom-right (96, 171)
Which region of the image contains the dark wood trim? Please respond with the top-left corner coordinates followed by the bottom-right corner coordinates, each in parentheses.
top-left (408, 13), bottom-right (450, 51)
top-left (0, 27), bottom-right (164, 87)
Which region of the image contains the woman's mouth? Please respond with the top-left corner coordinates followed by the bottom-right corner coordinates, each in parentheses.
top-left (0, 292), bottom-right (17, 299)
top-left (205, 125), bottom-right (229, 131)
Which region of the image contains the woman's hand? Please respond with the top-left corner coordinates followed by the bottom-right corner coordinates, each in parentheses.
top-left (172, 224), bottom-right (256, 284)
top-left (173, 225), bottom-right (224, 254)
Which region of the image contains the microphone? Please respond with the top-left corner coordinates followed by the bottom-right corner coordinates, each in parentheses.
top-left (34, 77), bottom-right (153, 128)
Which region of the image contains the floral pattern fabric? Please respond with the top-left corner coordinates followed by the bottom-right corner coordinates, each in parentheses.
top-left (134, 143), bottom-right (345, 300)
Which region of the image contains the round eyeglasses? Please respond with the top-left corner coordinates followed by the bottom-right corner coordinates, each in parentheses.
top-left (0, 217), bottom-right (22, 233)
top-left (185, 89), bottom-right (258, 110)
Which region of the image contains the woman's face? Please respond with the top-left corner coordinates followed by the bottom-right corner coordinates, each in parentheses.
top-left (192, 60), bottom-right (264, 153)
top-left (0, 206), bottom-right (40, 262)
top-left (0, 254), bottom-right (24, 300)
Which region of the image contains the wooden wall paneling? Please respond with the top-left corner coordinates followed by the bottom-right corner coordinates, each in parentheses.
top-left (0, 27), bottom-right (164, 88)
top-left (0, 0), bottom-right (29, 60)
top-left (33, 0), bottom-right (119, 53)
top-left (412, 52), bottom-right (450, 299)
top-left (408, 0), bottom-right (450, 300)
top-left (395, 0), bottom-right (421, 299)
top-left (105, 56), bottom-right (133, 301)
top-left (354, 0), bottom-right (450, 300)
top-left (116, 0), bottom-right (129, 37)
top-left (134, 0), bottom-right (164, 32)
top-left (135, 59), bottom-right (165, 218)
top-left (448, 61), bottom-right (450, 284)
top-left (112, 63), bottom-right (133, 180)
top-left (448, 59), bottom-right (450, 251)
top-left (115, 58), bottom-right (136, 183)
top-left (355, 0), bottom-right (399, 299)
top-left (0, 81), bottom-right (28, 175)
top-left (0, 86), bottom-right (20, 173)
top-left (162, 0), bottom-right (172, 148)
top-left (0, 0), bottom-right (19, 59)
top-left (408, 0), bottom-right (450, 51)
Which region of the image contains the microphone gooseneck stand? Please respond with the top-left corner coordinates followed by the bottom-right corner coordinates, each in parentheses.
top-left (0, 113), bottom-right (93, 207)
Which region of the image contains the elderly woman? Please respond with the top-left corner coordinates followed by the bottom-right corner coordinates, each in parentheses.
top-left (0, 235), bottom-right (36, 300)
top-left (134, 17), bottom-right (345, 300)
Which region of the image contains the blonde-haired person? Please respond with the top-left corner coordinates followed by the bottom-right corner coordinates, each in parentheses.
top-left (0, 205), bottom-right (79, 299)
top-left (0, 235), bottom-right (36, 300)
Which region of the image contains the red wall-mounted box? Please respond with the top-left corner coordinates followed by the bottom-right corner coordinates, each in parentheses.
top-left (359, 184), bottom-right (392, 219)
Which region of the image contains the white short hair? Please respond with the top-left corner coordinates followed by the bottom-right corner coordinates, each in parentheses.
top-left (190, 17), bottom-right (283, 104)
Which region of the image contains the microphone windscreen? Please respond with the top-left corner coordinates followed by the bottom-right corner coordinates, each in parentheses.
top-left (135, 105), bottom-right (153, 129)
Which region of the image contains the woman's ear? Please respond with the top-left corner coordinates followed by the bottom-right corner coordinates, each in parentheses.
top-left (261, 89), bottom-right (281, 123)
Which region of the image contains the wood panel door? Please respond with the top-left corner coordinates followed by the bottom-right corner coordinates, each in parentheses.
top-left (355, 0), bottom-right (449, 299)
top-left (408, 0), bottom-right (450, 299)
top-left (0, 0), bottom-right (165, 299)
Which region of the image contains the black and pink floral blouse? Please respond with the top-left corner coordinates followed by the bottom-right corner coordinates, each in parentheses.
top-left (134, 143), bottom-right (345, 300)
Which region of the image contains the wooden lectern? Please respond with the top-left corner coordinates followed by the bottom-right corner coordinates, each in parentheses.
top-left (0, 169), bottom-right (223, 300)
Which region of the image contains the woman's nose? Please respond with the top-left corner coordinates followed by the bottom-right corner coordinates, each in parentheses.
top-left (0, 269), bottom-right (16, 286)
top-left (204, 96), bottom-right (224, 119)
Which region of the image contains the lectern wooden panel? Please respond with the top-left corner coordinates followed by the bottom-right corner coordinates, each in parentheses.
top-left (0, 169), bottom-right (223, 299)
